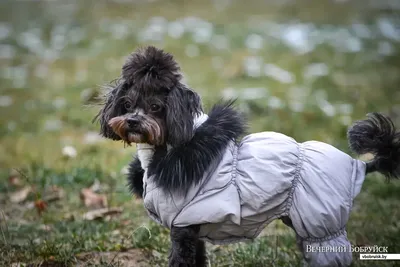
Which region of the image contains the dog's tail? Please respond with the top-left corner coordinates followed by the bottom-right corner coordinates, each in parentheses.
top-left (347, 112), bottom-right (400, 179)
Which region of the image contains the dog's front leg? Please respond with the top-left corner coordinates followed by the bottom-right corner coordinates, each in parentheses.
top-left (169, 225), bottom-right (206, 267)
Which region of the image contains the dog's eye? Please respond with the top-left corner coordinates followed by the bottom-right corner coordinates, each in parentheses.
top-left (124, 102), bottom-right (132, 110)
top-left (150, 104), bottom-right (161, 112)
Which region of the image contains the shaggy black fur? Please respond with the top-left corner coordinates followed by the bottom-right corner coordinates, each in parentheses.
top-left (147, 100), bottom-right (247, 194)
top-left (165, 84), bottom-right (203, 147)
top-left (93, 46), bottom-right (203, 147)
top-left (169, 225), bottom-right (206, 267)
top-left (127, 155), bottom-right (145, 198)
top-left (348, 112), bottom-right (400, 179)
top-left (122, 46), bottom-right (182, 90)
top-left (93, 80), bottom-right (126, 141)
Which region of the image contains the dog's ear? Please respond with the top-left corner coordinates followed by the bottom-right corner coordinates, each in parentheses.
top-left (166, 86), bottom-right (202, 146)
top-left (93, 81), bottom-right (126, 140)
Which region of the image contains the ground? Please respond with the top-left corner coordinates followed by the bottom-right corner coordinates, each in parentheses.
top-left (0, 1), bottom-right (400, 266)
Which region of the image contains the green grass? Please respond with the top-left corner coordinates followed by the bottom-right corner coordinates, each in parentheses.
top-left (1, 0), bottom-right (400, 266)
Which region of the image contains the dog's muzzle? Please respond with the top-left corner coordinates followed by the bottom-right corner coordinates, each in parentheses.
top-left (126, 117), bottom-right (141, 131)
top-left (108, 115), bottom-right (163, 145)
top-left (108, 115), bottom-right (143, 143)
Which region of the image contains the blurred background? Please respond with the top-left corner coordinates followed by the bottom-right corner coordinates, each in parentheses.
top-left (0, 0), bottom-right (399, 266)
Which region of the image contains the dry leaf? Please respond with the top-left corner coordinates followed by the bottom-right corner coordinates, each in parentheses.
top-left (8, 169), bottom-right (22, 186)
top-left (82, 207), bottom-right (122, 221)
top-left (25, 185), bottom-right (64, 209)
top-left (9, 174), bottom-right (22, 187)
top-left (10, 186), bottom-right (32, 203)
top-left (80, 188), bottom-right (108, 209)
top-left (34, 199), bottom-right (48, 215)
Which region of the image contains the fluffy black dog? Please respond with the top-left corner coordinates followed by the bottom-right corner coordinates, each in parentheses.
top-left (95, 46), bottom-right (400, 267)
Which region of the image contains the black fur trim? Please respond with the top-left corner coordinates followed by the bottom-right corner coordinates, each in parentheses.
top-left (348, 112), bottom-right (400, 179)
top-left (148, 100), bottom-right (247, 193)
top-left (122, 46), bottom-right (182, 90)
top-left (127, 155), bottom-right (145, 198)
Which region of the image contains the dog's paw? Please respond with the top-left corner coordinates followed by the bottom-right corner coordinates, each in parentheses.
top-left (168, 254), bottom-right (196, 267)
top-left (168, 259), bottom-right (195, 267)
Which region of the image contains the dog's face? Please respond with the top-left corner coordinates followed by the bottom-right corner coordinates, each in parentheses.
top-left (94, 46), bottom-right (202, 147)
top-left (107, 88), bottom-right (169, 145)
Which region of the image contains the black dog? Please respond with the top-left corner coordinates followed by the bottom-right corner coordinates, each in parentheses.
top-left (95, 46), bottom-right (400, 267)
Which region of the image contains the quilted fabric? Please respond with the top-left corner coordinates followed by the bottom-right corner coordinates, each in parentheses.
top-left (141, 122), bottom-right (366, 267)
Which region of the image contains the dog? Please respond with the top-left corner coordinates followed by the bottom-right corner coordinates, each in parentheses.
top-left (94, 46), bottom-right (400, 267)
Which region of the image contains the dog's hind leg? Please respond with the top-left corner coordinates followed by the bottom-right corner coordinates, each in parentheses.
top-left (169, 225), bottom-right (207, 267)
top-left (195, 239), bottom-right (207, 267)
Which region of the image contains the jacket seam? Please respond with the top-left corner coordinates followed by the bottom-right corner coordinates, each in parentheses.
top-left (250, 143), bottom-right (305, 239)
top-left (302, 228), bottom-right (347, 243)
top-left (285, 143), bottom-right (305, 215)
top-left (348, 159), bottom-right (357, 213)
top-left (230, 144), bottom-right (242, 196)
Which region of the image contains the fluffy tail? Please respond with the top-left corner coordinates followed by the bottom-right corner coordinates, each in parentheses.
top-left (347, 112), bottom-right (400, 179)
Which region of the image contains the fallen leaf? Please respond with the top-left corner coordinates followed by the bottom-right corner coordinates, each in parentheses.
top-left (25, 185), bottom-right (64, 209)
top-left (34, 199), bottom-right (48, 215)
top-left (82, 207), bottom-right (122, 221)
top-left (10, 186), bottom-right (32, 203)
top-left (9, 173), bottom-right (22, 187)
top-left (80, 188), bottom-right (108, 209)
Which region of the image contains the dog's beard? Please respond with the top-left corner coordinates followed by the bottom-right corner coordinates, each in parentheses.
top-left (108, 116), bottom-right (164, 145)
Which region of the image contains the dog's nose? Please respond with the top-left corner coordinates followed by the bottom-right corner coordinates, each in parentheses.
top-left (127, 118), bottom-right (140, 129)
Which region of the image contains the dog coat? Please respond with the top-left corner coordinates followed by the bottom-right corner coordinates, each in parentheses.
top-left (138, 111), bottom-right (366, 267)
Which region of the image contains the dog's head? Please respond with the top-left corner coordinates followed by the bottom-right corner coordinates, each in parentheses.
top-left (94, 46), bottom-right (203, 147)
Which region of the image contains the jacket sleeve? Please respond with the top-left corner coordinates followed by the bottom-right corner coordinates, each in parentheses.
top-left (127, 155), bottom-right (145, 198)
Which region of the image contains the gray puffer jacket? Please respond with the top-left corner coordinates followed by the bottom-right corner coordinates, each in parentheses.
top-left (137, 105), bottom-right (366, 267)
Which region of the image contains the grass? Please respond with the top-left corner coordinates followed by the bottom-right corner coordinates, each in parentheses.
top-left (1, 0), bottom-right (400, 266)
